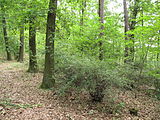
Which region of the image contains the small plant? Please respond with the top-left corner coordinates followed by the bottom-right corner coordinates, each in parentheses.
top-left (0, 99), bottom-right (42, 109)
top-left (89, 82), bottom-right (106, 102)
top-left (129, 108), bottom-right (138, 116)
top-left (113, 102), bottom-right (125, 114)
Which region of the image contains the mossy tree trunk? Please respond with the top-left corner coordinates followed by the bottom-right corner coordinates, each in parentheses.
top-left (129, 0), bottom-right (139, 62)
top-left (28, 17), bottom-right (38, 73)
top-left (40, 0), bottom-right (57, 89)
top-left (2, 15), bottom-right (12, 61)
top-left (18, 24), bottom-right (25, 62)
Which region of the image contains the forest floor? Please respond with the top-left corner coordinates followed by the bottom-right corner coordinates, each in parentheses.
top-left (0, 60), bottom-right (160, 120)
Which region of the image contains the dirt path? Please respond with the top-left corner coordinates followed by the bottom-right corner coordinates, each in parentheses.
top-left (0, 61), bottom-right (160, 120)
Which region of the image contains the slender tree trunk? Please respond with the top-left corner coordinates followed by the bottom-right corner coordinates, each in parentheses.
top-left (141, 8), bottom-right (144, 27)
top-left (80, 0), bottom-right (86, 27)
top-left (123, 0), bottom-right (130, 63)
top-left (157, 31), bottom-right (160, 62)
top-left (28, 17), bottom-right (38, 72)
top-left (129, 0), bottom-right (139, 62)
top-left (139, 43), bottom-right (152, 76)
top-left (18, 24), bottom-right (25, 62)
top-left (2, 16), bottom-right (12, 61)
top-left (98, 0), bottom-right (104, 60)
top-left (40, 0), bottom-right (57, 89)
top-left (79, 0), bottom-right (86, 53)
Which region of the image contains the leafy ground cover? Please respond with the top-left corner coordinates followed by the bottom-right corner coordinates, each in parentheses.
top-left (0, 61), bottom-right (160, 120)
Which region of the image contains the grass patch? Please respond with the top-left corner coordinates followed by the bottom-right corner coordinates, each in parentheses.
top-left (0, 99), bottom-right (42, 109)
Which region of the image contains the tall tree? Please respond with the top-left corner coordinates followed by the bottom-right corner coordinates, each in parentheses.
top-left (1, 10), bottom-right (12, 60)
top-left (157, 30), bottom-right (160, 62)
top-left (17, 23), bottom-right (25, 62)
top-left (40, 0), bottom-right (57, 89)
top-left (123, 0), bottom-right (130, 63)
top-left (28, 16), bottom-right (38, 72)
top-left (80, 0), bottom-right (86, 27)
top-left (98, 0), bottom-right (104, 60)
top-left (129, 0), bottom-right (139, 62)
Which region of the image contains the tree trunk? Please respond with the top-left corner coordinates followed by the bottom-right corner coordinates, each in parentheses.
top-left (28, 17), bottom-right (38, 73)
top-left (80, 0), bottom-right (86, 27)
top-left (98, 0), bottom-right (104, 60)
top-left (40, 0), bottom-right (57, 89)
top-left (123, 0), bottom-right (130, 63)
top-left (2, 16), bottom-right (12, 61)
top-left (129, 0), bottom-right (139, 62)
top-left (18, 24), bottom-right (25, 62)
top-left (157, 30), bottom-right (160, 62)
top-left (79, 0), bottom-right (86, 53)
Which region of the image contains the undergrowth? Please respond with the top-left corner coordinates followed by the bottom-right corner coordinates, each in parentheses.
top-left (54, 51), bottom-right (130, 102)
top-left (37, 48), bottom-right (160, 101)
top-left (0, 98), bottom-right (42, 109)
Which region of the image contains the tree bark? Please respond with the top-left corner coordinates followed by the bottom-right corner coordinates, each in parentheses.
top-left (98, 0), bottom-right (104, 60)
top-left (2, 16), bottom-right (12, 61)
top-left (129, 0), bottom-right (139, 62)
top-left (18, 24), bottom-right (25, 62)
top-left (40, 0), bottom-right (57, 89)
top-left (157, 30), bottom-right (160, 62)
top-left (80, 0), bottom-right (86, 27)
top-left (28, 17), bottom-right (38, 73)
top-left (123, 0), bottom-right (130, 63)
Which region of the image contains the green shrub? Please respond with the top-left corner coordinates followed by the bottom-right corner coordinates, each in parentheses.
top-left (54, 51), bottom-right (129, 102)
